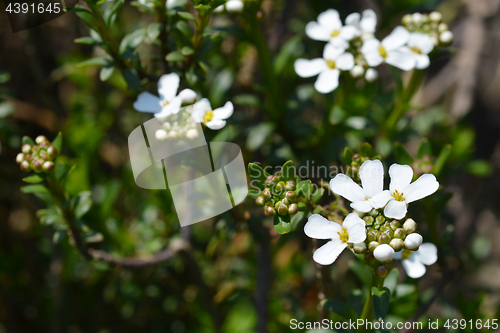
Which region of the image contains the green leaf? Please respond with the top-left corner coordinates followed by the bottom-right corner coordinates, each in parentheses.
top-left (247, 163), bottom-right (270, 198)
top-left (73, 191), bottom-right (93, 219)
top-left (321, 299), bottom-right (357, 320)
top-left (434, 144), bottom-right (451, 176)
top-left (78, 56), bottom-right (112, 68)
top-left (21, 184), bottom-right (50, 194)
top-left (417, 138), bottom-right (432, 158)
top-left (372, 287), bottom-right (391, 321)
top-left (74, 36), bottom-right (103, 45)
top-left (100, 65), bottom-right (115, 81)
top-left (147, 23), bottom-right (162, 41)
top-left (359, 142), bottom-right (374, 158)
top-left (176, 21), bottom-right (194, 39)
top-left (178, 11), bottom-right (196, 21)
top-left (52, 132), bottom-right (63, 153)
top-left (73, 7), bottom-right (97, 30)
top-left (53, 230), bottom-right (67, 244)
top-left (290, 211), bottom-right (305, 231)
top-left (122, 68), bottom-right (141, 91)
top-left (348, 261), bottom-right (371, 286)
top-left (393, 142), bottom-right (414, 165)
top-left (130, 1), bottom-right (155, 14)
top-left (310, 187), bottom-right (324, 204)
top-left (343, 147), bottom-right (354, 165)
top-left (181, 46), bottom-right (195, 56)
top-left (246, 122), bottom-right (275, 152)
top-left (347, 289), bottom-right (364, 318)
top-left (37, 208), bottom-right (65, 226)
top-left (119, 29), bottom-right (146, 53)
top-left (23, 174), bottom-right (45, 184)
top-left (273, 214), bottom-right (291, 234)
top-left (273, 36), bottom-right (301, 76)
top-left (104, 0), bottom-right (124, 26)
top-left (296, 180), bottom-right (312, 199)
top-left (55, 163), bottom-right (76, 182)
top-left (329, 105), bottom-right (346, 125)
top-left (166, 51), bottom-right (186, 62)
top-left (464, 159), bottom-right (492, 178)
top-left (279, 161), bottom-right (296, 183)
top-left (83, 230), bottom-right (104, 243)
top-left (383, 268), bottom-right (400, 295)
top-left (22, 136), bottom-right (35, 146)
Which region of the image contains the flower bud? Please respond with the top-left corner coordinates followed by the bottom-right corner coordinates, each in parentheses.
top-left (47, 146), bottom-right (58, 160)
top-left (285, 191), bottom-right (297, 202)
top-left (275, 181), bottom-right (285, 193)
top-left (378, 233), bottom-right (391, 244)
top-left (404, 233), bottom-right (423, 250)
top-left (42, 161), bottom-right (54, 172)
top-left (373, 244), bottom-right (395, 262)
top-left (265, 199), bottom-right (274, 207)
top-left (39, 149), bottom-right (47, 160)
top-left (364, 252), bottom-right (375, 264)
top-left (32, 160), bottom-right (43, 173)
top-left (352, 153), bottom-right (361, 162)
top-left (390, 221), bottom-right (401, 230)
top-left (368, 241), bottom-right (379, 252)
top-left (262, 188), bottom-right (271, 199)
top-left (402, 14), bottom-right (412, 26)
top-left (265, 175), bottom-right (277, 186)
top-left (377, 265), bottom-right (388, 277)
top-left (22, 144), bottom-right (32, 154)
top-left (350, 65), bottom-right (364, 78)
top-left (265, 206), bottom-right (276, 216)
top-left (394, 228), bottom-right (406, 239)
top-left (288, 203), bottom-right (299, 215)
top-left (389, 238), bottom-right (404, 252)
top-left (255, 196), bottom-right (265, 206)
top-left (35, 135), bottom-right (48, 144)
top-left (439, 30), bottom-right (453, 45)
top-left (403, 219), bottom-right (417, 234)
top-left (186, 129), bottom-right (199, 139)
top-left (383, 228), bottom-right (394, 239)
top-left (367, 230), bottom-right (378, 243)
top-left (16, 153), bottom-right (25, 164)
top-left (412, 12), bottom-right (423, 24)
top-left (20, 160), bottom-right (31, 172)
top-left (429, 11), bottom-right (442, 22)
top-left (281, 198), bottom-right (290, 206)
top-left (285, 180), bottom-right (296, 191)
top-left (274, 201), bottom-right (281, 210)
top-left (438, 23), bottom-right (448, 33)
top-left (353, 242), bottom-right (367, 254)
top-left (375, 215), bottom-right (385, 225)
top-left (365, 68), bottom-right (378, 82)
top-left (277, 204), bottom-right (288, 216)
top-left (363, 216), bottom-right (374, 226)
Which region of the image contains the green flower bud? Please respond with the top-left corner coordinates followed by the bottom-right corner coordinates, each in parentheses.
top-left (363, 216), bottom-right (374, 226)
top-left (368, 241), bottom-right (379, 252)
top-left (378, 233), bottom-right (391, 244)
top-left (285, 191), bottom-right (297, 202)
top-left (265, 206), bottom-right (276, 216)
top-left (377, 265), bottom-right (388, 278)
top-left (364, 252), bottom-right (375, 264)
top-left (21, 144), bottom-right (32, 154)
top-left (277, 204), bottom-right (288, 216)
top-left (390, 221), bottom-right (401, 231)
top-left (376, 215), bottom-right (385, 225)
top-left (42, 161), bottom-right (54, 172)
top-left (20, 160), bottom-right (31, 172)
top-left (403, 219), bottom-right (417, 234)
top-left (389, 238), bottom-right (404, 252)
top-left (275, 181), bottom-right (285, 193)
top-left (35, 135), bottom-right (48, 144)
top-left (383, 228), bottom-right (394, 239)
top-left (47, 146), bottom-right (58, 160)
top-left (352, 153), bottom-right (361, 162)
top-left (39, 149), bottom-right (47, 160)
top-left (367, 230), bottom-right (378, 243)
top-left (288, 203), bottom-right (298, 215)
top-left (274, 201), bottom-right (281, 210)
top-left (32, 160), bottom-right (43, 173)
top-left (265, 199), bottom-right (274, 207)
top-left (16, 153), bottom-right (25, 164)
top-left (402, 14), bottom-right (412, 26)
top-left (281, 198), bottom-right (290, 206)
top-left (285, 180), bottom-right (296, 191)
top-left (255, 196), bottom-right (266, 206)
top-left (394, 228), bottom-right (406, 239)
top-left (265, 175), bottom-right (278, 186)
top-left (353, 242), bottom-right (367, 254)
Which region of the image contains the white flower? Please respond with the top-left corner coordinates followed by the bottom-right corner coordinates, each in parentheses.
top-left (361, 26), bottom-right (416, 71)
top-left (191, 98), bottom-right (233, 130)
top-left (395, 243), bottom-right (437, 278)
top-left (373, 244), bottom-right (395, 262)
top-left (406, 33), bottom-right (434, 69)
top-left (213, 0), bottom-right (243, 13)
top-left (439, 30), bottom-right (453, 44)
top-left (371, 164), bottom-right (439, 220)
top-left (294, 44), bottom-right (354, 94)
top-left (365, 68), bottom-right (378, 82)
top-left (404, 233), bottom-right (423, 250)
top-left (329, 159), bottom-right (385, 213)
top-left (345, 9), bottom-right (377, 39)
top-left (304, 213), bottom-right (366, 265)
top-left (305, 9), bottom-right (358, 48)
top-left (350, 65), bottom-right (365, 78)
top-left (133, 73), bottom-right (197, 119)
top-left (166, 0), bottom-right (185, 9)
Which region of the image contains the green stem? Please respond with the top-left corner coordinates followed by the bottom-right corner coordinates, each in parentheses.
top-left (357, 270), bottom-right (387, 333)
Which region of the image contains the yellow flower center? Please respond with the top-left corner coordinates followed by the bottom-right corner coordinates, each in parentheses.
top-left (365, 196), bottom-right (370, 200)
top-left (338, 227), bottom-right (349, 243)
top-left (411, 47), bottom-right (422, 54)
top-left (402, 249), bottom-right (412, 260)
top-left (203, 110), bottom-right (214, 123)
top-left (378, 45), bottom-right (388, 58)
top-left (326, 60), bottom-right (336, 69)
top-left (392, 189), bottom-right (405, 202)
top-left (162, 100), bottom-right (170, 107)
top-left (331, 30), bottom-right (340, 37)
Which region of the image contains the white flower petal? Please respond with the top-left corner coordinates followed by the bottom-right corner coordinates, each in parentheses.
top-left (155, 97), bottom-right (182, 118)
top-left (304, 214), bottom-right (342, 239)
top-left (393, 250), bottom-right (403, 260)
top-left (330, 173), bottom-right (365, 203)
top-left (345, 12), bottom-right (360, 27)
top-left (359, 159), bottom-right (384, 197)
top-left (213, 101), bottom-right (233, 120)
top-left (317, 9), bottom-right (342, 31)
top-left (191, 98), bottom-right (212, 123)
top-left (403, 173), bottom-right (439, 203)
top-left (389, 164), bottom-right (413, 193)
top-left (361, 38), bottom-right (380, 53)
top-left (369, 190), bottom-right (392, 209)
top-left (373, 244), bottom-right (395, 262)
top-left (382, 26), bottom-right (410, 51)
top-left (360, 9), bottom-right (377, 33)
top-left (402, 255), bottom-right (426, 278)
top-left (329, 37), bottom-right (349, 49)
top-left (385, 50), bottom-right (416, 71)
top-left (415, 243), bottom-right (438, 266)
top-left (413, 53), bottom-right (430, 69)
top-left (408, 33), bottom-right (434, 54)
top-left (336, 52), bottom-right (355, 71)
top-left (157, 73), bottom-right (180, 101)
top-left (351, 200), bottom-right (373, 212)
top-left (384, 199), bottom-right (407, 219)
top-left (133, 92), bottom-right (162, 113)
top-left (314, 69), bottom-right (340, 94)
top-left (294, 58), bottom-right (327, 78)
top-left (340, 26), bottom-right (358, 41)
top-left (323, 44), bottom-right (345, 61)
top-left (226, 0), bottom-right (243, 12)
top-left (166, 0), bottom-right (185, 9)
top-left (364, 53), bottom-right (384, 67)
top-left (313, 240), bottom-right (347, 265)
top-left (405, 233), bottom-right (423, 250)
top-left (342, 212), bottom-right (365, 229)
top-left (213, 5), bottom-right (224, 12)
top-left (305, 22), bottom-right (331, 42)
top-left (347, 223), bottom-right (366, 244)
top-left (178, 89), bottom-right (197, 104)
top-left (206, 119), bottom-right (226, 130)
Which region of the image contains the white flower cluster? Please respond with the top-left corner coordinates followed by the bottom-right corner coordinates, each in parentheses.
top-left (304, 159), bottom-right (439, 278)
top-left (134, 73), bottom-right (234, 135)
top-left (213, 0), bottom-right (244, 13)
top-left (294, 9), bottom-right (447, 93)
top-left (402, 12), bottom-right (453, 47)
